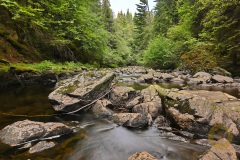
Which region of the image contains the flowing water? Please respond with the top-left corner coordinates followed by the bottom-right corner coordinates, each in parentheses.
top-left (1, 82), bottom-right (238, 159)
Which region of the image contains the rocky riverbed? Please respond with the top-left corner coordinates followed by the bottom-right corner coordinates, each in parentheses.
top-left (1, 66), bottom-right (240, 159)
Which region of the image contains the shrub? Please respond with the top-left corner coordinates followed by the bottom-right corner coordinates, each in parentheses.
top-left (143, 36), bottom-right (178, 69)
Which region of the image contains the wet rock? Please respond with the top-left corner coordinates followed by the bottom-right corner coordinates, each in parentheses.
top-left (126, 96), bottom-right (143, 109)
top-left (159, 130), bottom-right (187, 142)
top-left (154, 85), bottom-right (240, 139)
top-left (29, 141), bottom-right (55, 154)
top-left (199, 138), bottom-right (237, 160)
top-left (153, 116), bottom-right (169, 128)
top-left (193, 72), bottom-right (212, 83)
top-left (212, 74), bottom-right (233, 83)
top-left (166, 107), bottom-right (195, 130)
top-left (195, 139), bottom-right (211, 146)
top-left (92, 99), bottom-right (113, 118)
top-left (18, 143), bottom-right (32, 150)
top-left (132, 86), bottom-right (162, 118)
top-left (160, 73), bottom-right (175, 81)
top-left (176, 131), bottom-right (195, 139)
top-left (141, 85), bottom-right (161, 103)
top-left (0, 120), bottom-right (72, 146)
top-left (116, 66), bottom-right (147, 75)
top-left (48, 70), bottom-right (115, 112)
top-left (128, 151), bottom-right (157, 160)
top-left (112, 113), bottom-right (149, 128)
top-left (110, 86), bottom-right (135, 106)
top-left (212, 67), bottom-right (232, 77)
top-left (133, 101), bottom-right (161, 118)
top-left (139, 73), bottom-right (154, 83)
top-left (171, 77), bottom-right (184, 83)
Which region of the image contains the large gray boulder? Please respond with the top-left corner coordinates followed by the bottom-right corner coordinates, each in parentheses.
top-left (0, 120), bottom-right (72, 146)
top-left (132, 85), bottom-right (162, 118)
top-left (212, 74), bottom-right (233, 83)
top-left (112, 113), bottom-right (149, 128)
top-left (154, 85), bottom-right (240, 141)
top-left (110, 86), bottom-right (135, 106)
top-left (188, 72), bottom-right (212, 84)
top-left (48, 70), bottom-right (115, 112)
top-left (92, 99), bottom-right (113, 118)
top-left (133, 102), bottom-right (161, 118)
top-left (200, 138), bottom-right (237, 160)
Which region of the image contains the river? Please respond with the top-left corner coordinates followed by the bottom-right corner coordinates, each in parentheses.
top-left (1, 84), bottom-right (230, 159)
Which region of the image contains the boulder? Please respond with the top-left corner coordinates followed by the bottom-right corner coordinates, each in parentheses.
top-left (0, 120), bottom-right (72, 146)
top-left (128, 151), bottom-right (157, 160)
top-left (48, 70), bottom-right (115, 112)
top-left (110, 86), bottom-right (135, 105)
top-left (92, 99), bottom-right (113, 118)
top-left (200, 138), bottom-right (237, 160)
top-left (132, 86), bottom-right (162, 118)
top-left (153, 116), bottom-right (169, 128)
top-left (212, 74), bottom-right (233, 83)
top-left (141, 85), bottom-right (161, 103)
top-left (139, 73), bottom-right (154, 83)
top-left (29, 141), bottom-right (55, 154)
top-left (112, 113), bottom-right (149, 128)
top-left (171, 77), bottom-right (184, 83)
top-left (154, 85), bottom-right (240, 140)
top-left (132, 102), bottom-right (161, 118)
top-left (126, 96), bottom-right (143, 109)
top-left (188, 72), bottom-right (212, 84)
top-left (212, 67), bottom-right (232, 77)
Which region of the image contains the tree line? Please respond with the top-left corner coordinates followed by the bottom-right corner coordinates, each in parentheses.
top-left (0, 0), bottom-right (239, 74)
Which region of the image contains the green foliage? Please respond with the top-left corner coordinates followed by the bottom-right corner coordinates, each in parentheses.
top-left (143, 36), bottom-right (177, 69)
top-left (133, 0), bottom-right (153, 54)
top-left (196, 0), bottom-right (240, 67)
top-left (181, 43), bottom-right (217, 72)
top-left (0, 60), bottom-right (94, 74)
top-left (153, 0), bottom-right (179, 34)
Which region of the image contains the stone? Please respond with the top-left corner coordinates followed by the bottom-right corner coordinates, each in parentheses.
top-left (110, 86), bottom-right (135, 105)
top-left (48, 71), bottom-right (115, 112)
top-left (128, 151), bottom-right (157, 160)
top-left (0, 120), bottom-right (72, 146)
top-left (212, 67), bottom-right (232, 76)
top-left (141, 85), bottom-right (161, 103)
top-left (139, 73), bottom-right (154, 83)
top-left (153, 116), bottom-right (169, 128)
top-left (193, 72), bottom-right (212, 83)
top-left (212, 74), bottom-right (233, 83)
top-left (92, 99), bottom-right (113, 118)
top-left (133, 102), bottom-right (161, 118)
top-left (171, 77), bottom-right (184, 83)
top-left (126, 96), bottom-right (143, 109)
top-left (199, 138), bottom-right (237, 160)
top-left (195, 139), bottom-right (211, 146)
top-left (112, 113), bottom-right (149, 128)
top-left (155, 85), bottom-right (240, 141)
top-left (29, 141), bottom-right (55, 154)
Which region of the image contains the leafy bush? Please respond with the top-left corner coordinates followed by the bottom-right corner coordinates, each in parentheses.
top-left (143, 36), bottom-right (178, 69)
top-left (181, 43), bottom-right (217, 72)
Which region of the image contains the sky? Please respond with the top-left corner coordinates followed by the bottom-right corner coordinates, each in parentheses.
top-left (109, 0), bottom-right (156, 17)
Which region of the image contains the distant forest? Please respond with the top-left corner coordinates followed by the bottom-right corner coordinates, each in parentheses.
top-left (0, 0), bottom-right (239, 74)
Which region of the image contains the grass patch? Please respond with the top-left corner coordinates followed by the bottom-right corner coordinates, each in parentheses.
top-left (0, 60), bottom-right (95, 74)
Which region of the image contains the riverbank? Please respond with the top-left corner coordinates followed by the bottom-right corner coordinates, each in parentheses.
top-left (1, 66), bottom-right (240, 159)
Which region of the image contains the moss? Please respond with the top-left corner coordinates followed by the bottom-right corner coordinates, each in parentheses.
top-left (59, 81), bottom-right (80, 94)
top-left (165, 99), bottom-right (195, 115)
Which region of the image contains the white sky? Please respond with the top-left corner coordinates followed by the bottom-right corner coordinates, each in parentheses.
top-left (109, 0), bottom-right (156, 16)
